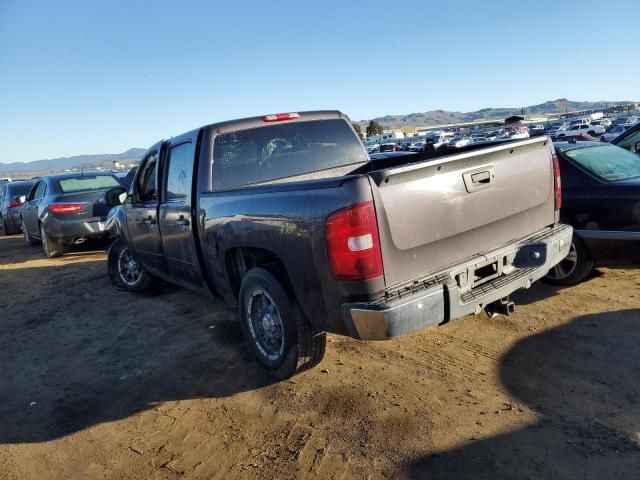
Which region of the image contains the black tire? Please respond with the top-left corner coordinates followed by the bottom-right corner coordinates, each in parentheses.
top-left (23, 221), bottom-right (39, 246)
top-left (239, 267), bottom-right (326, 379)
top-left (544, 236), bottom-right (594, 285)
top-left (40, 223), bottom-right (64, 258)
top-left (588, 130), bottom-right (596, 136)
top-left (107, 238), bottom-right (156, 291)
top-left (0, 216), bottom-right (6, 236)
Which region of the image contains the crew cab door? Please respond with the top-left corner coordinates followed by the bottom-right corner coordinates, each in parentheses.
top-left (158, 136), bottom-right (207, 293)
top-left (125, 147), bottom-right (165, 276)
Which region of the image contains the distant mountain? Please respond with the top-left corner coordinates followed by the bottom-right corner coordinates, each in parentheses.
top-left (356, 99), bottom-right (637, 130)
top-left (0, 148), bottom-right (146, 175)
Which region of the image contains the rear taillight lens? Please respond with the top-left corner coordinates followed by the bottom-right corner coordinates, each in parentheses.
top-left (325, 201), bottom-right (383, 280)
top-left (48, 203), bottom-right (85, 214)
top-left (552, 154), bottom-right (562, 210)
top-left (8, 200), bottom-right (22, 208)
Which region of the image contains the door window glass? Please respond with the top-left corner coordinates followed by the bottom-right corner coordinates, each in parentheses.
top-left (137, 152), bottom-right (158, 203)
top-left (164, 143), bottom-right (194, 202)
top-left (34, 181), bottom-right (47, 199)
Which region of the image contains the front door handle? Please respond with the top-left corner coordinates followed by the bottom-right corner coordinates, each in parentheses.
top-left (142, 215), bottom-right (157, 226)
top-left (176, 215), bottom-right (190, 227)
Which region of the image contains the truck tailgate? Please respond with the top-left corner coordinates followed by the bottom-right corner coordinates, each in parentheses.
top-left (369, 137), bottom-right (556, 287)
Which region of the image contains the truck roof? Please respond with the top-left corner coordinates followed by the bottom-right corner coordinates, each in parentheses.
top-left (205, 110), bottom-right (346, 135)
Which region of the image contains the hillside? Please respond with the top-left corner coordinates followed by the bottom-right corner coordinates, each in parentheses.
top-left (356, 99), bottom-right (637, 130)
top-left (0, 148), bottom-right (146, 176)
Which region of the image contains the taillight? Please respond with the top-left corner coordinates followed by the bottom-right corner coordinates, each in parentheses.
top-left (8, 200), bottom-right (22, 208)
top-left (262, 112), bottom-right (301, 122)
top-left (552, 154), bottom-right (562, 210)
top-left (325, 201), bottom-right (383, 280)
top-left (48, 203), bottom-right (85, 214)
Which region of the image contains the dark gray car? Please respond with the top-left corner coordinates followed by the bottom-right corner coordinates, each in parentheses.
top-left (21, 172), bottom-right (124, 257)
top-left (0, 180), bottom-right (35, 235)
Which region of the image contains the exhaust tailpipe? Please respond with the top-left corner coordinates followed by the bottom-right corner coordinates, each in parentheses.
top-left (485, 297), bottom-right (515, 318)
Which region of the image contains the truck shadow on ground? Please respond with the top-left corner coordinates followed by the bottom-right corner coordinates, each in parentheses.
top-left (404, 308), bottom-right (640, 479)
top-left (0, 242), bottom-right (277, 444)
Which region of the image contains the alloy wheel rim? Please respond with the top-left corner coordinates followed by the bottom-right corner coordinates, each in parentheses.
top-left (247, 289), bottom-right (285, 361)
top-left (117, 247), bottom-right (143, 286)
top-left (547, 243), bottom-right (578, 279)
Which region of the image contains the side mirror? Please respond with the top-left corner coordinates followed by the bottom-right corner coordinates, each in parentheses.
top-left (118, 192), bottom-right (128, 204)
top-left (635, 141), bottom-right (640, 154)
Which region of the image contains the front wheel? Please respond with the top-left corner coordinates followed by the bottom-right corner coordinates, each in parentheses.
top-left (107, 238), bottom-right (156, 291)
top-left (239, 268), bottom-right (326, 379)
top-left (23, 222), bottom-right (39, 246)
top-left (544, 237), bottom-right (594, 285)
top-left (0, 216), bottom-right (6, 236)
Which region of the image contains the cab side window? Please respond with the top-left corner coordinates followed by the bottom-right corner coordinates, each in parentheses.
top-left (31, 181), bottom-right (47, 200)
top-left (136, 152), bottom-right (158, 203)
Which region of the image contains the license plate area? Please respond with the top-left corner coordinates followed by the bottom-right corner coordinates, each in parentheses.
top-left (472, 259), bottom-right (500, 288)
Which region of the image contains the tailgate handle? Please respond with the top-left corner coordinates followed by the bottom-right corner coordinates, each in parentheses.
top-left (471, 171), bottom-right (491, 184)
top-left (463, 166), bottom-right (495, 193)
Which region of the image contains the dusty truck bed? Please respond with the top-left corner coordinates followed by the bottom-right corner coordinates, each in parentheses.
top-left (0, 235), bottom-right (638, 479)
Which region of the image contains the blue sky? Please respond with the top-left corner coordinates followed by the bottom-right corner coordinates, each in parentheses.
top-left (0, 0), bottom-right (637, 163)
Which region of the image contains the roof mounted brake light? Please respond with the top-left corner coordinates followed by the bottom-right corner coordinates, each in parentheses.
top-left (262, 112), bottom-right (301, 122)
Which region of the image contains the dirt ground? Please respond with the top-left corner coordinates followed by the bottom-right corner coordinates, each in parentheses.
top-left (0, 234), bottom-right (639, 480)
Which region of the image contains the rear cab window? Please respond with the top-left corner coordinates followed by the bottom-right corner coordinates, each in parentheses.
top-left (57, 175), bottom-right (120, 193)
top-left (565, 145), bottom-right (640, 181)
top-left (212, 119), bottom-right (368, 189)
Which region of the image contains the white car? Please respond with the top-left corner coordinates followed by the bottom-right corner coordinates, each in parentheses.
top-left (601, 125), bottom-right (629, 142)
top-left (553, 123), bottom-right (604, 139)
top-left (447, 136), bottom-right (471, 148)
top-left (408, 142), bottom-right (425, 152)
top-left (510, 130), bottom-right (530, 139)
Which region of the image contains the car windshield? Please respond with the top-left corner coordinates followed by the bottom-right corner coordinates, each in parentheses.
top-left (7, 182), bottom-right (33, 196)
top-left (57, 175), bottom-right (120, 193)
top-left (565, 145), bottom-right (640, 181)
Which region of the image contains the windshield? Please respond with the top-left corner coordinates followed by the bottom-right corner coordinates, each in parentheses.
top-left (565, 145), bottom-right (640, 181)
top-left (57, 175), bottom-right (120, 193)
top-left (212, 119), bottom-right (368, 189)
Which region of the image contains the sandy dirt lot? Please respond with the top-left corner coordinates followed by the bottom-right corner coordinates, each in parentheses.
top-left (0, 234), bottom-right (639, 479)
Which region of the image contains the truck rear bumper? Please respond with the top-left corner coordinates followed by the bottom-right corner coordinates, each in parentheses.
top-left (341, 223), bottom-right (573, 340)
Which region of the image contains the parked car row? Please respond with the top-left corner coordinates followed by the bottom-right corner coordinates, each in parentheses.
top-left (0, 169), bottom-right (137, 257)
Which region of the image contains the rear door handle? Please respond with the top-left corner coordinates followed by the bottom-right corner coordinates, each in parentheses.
top-left (176, 215), bottom-right (190, 227)
top-left (142, 216), bottom-right (157, 226)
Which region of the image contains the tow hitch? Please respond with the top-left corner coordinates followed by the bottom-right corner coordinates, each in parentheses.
top-left (485, 297), bottom-right (515, 318)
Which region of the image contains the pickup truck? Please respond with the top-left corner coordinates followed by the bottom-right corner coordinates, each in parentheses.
top-left (105, 111), bottom-right (572, 378)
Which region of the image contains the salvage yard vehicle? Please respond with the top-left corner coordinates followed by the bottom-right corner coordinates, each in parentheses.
top-left (553, 123), bottom-right (604, 140)
top-left (545, 141), bottom-right (640, 285)
top-left (21, 172), bottom-right (124, 257)
top-left (0, 180), bottom-right (34, 235)
top-left (105, 110), bottom-right (572, 378)
top-left (603, 122), bottom-right (640, 154)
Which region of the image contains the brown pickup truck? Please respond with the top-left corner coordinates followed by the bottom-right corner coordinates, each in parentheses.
top-left (105, 111), bottom-right (572, 377)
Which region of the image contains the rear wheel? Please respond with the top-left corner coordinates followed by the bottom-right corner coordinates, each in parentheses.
top-left (239, 267), bottom-right (326, 379)
top-left (544, 237), bottom-right (594, 285)
top-left (588, 130), bottom-right (596, 136)
top-left (40, 224), bottom-right (64, 258)
top-left (108, 238), bottom-right (156, 291)
top-left (0, 216), bottom-right (6, 236)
